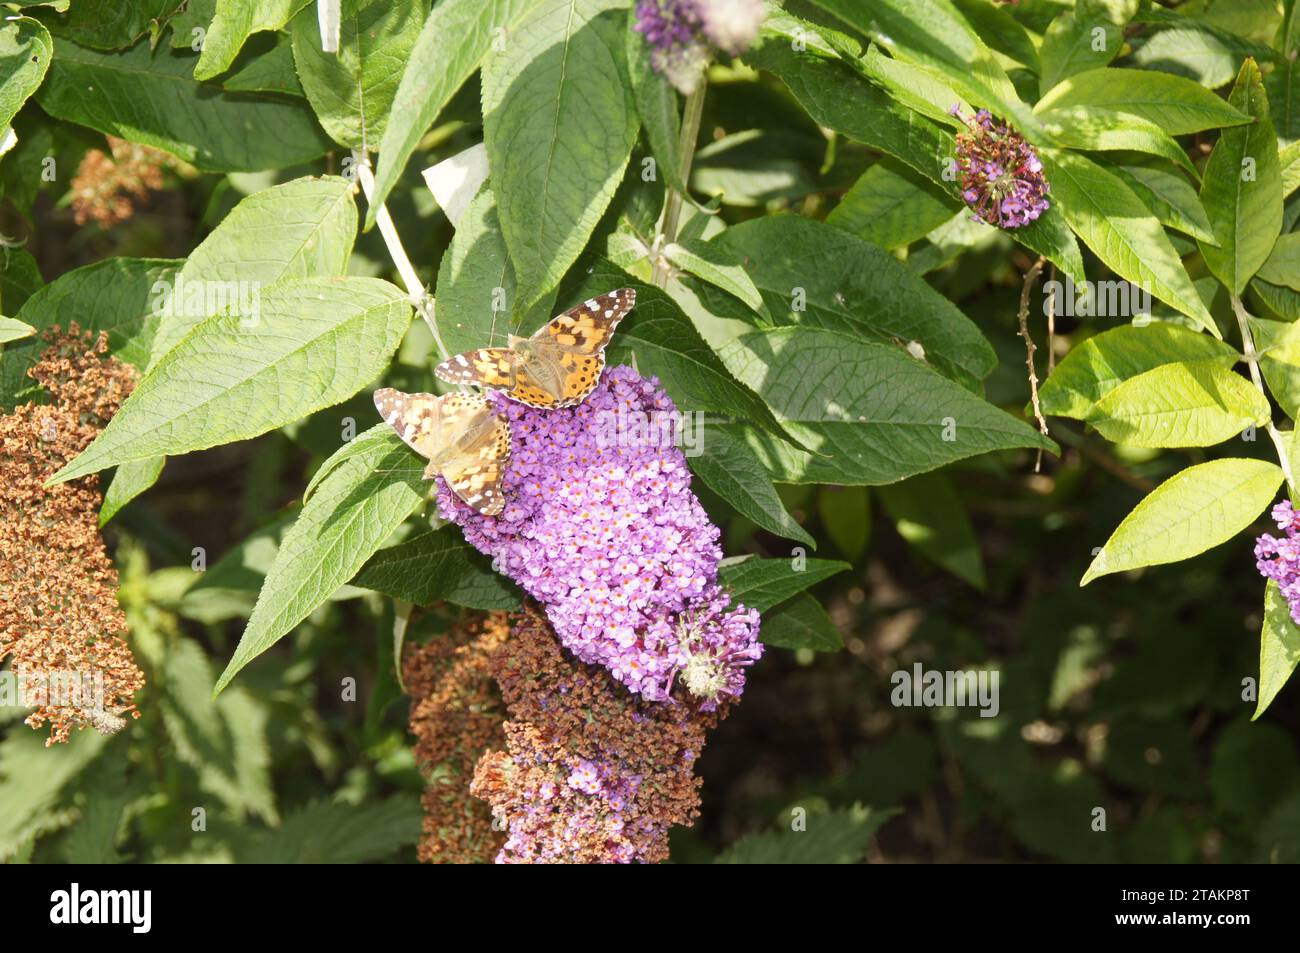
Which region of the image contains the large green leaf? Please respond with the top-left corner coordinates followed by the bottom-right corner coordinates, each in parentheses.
top-left (688, 423), bottom-right (815, 547)
top-left (432, 186), bottom-right (517, 357)
top-left (1081, 458), bottom-right (1283, 585)
top-left (756, 592), bottom-right (842, 651)
top-left (37, 37), bottom-right (333, 172)
top-left (240, 796), bottom-right (421, 863)
top-left (1085, 360), bottom-right (1269, 447)
top-left (625, 4), bottom-right (684, 192)
top-left (0, 17), bottom-right (51, 134)
top-left (1, 258), bottom-right (181, 408)
top-left (717, 555), bottom-right (849, 613)
top-left (722, 327), bottom-right (1055, 485)
top-left (572, 261), bottom-right (793, 442)
top-left (1259, 233), bottom-right (1300, 291)
top-left (877, 470), bottom-right (985, 588)
top-left (289, 0), bottom-right (424, 150)
top-left (1110, 159), bottom-right (1216, 244)
top-left (155, 176), bottom-right (358, 356)
top-left (1199, 59), bottom-right (1283, 296)
top-left (828, 160), bottom-right (958, 251)
top-left (1041, 149), bottom-right (1216, 333)
top-left (50, 278), bottom-right (412, 483)
top-left (369, 0), bottom-right (544, 224)
top-left (1037, 0), bottom-right (1132, 96)
top-left (99, 456), bottom-right (166, 525)
top-left (1256, 580), bottom-right (1300, 720)
top-left (712, 215), bottom-right (995, 388)
top-left (352, 526), bottom-right (520, 610)
top-left (215, 426), bottom-right (426, 692)
top-left (1039, 323), bottom-right (1239, 419)
top-left (482, 0), bottom-right (638, 310)
top-left (1036, 106), bottom-right (1198, 177)
top-left (193, 0), bottom-right (311, 80)
top-left (1035, 66), bottom-right (1252, 134)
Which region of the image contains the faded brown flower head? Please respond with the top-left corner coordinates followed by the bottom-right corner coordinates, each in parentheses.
top-left (70, 136), bottom-right (172, 228)
top-left (0, 326), bottom-right (145, 744)
top-left (404, 611), bottom-right (509, 863)
top-left (471, 607), bottom-right (722, 863)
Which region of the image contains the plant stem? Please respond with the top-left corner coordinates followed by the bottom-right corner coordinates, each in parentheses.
top-left (652, 79), bottom-right (707, 287)
top-left (1232, 293), bottom-right (1296, 495)
top-left (351, 150), bottom-right (451, 362)
top-left (1017, 256), bottom-right (1049, 471)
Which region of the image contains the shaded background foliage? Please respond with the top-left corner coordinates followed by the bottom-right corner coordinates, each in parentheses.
top-left (1, 0), bottom-right (1299, 864)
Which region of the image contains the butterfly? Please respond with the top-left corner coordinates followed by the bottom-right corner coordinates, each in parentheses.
top-left (373, 387), bottom-right (511, 516)
top-left (433, 288), bottom-right (635, 409)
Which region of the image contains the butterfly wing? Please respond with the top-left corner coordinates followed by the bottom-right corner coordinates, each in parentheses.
top-left (373, 387), bottom-right (446, 460)
top-left (440, 398), bottom-right (511, 516)
top-left (435, 345), bottom-right (569, 409)
top-left (373, 388), bottom-right (510, 515)
top-left (525, 287), bottom-right (635, 408)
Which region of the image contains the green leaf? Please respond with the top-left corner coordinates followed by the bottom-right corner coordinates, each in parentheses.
top-left (100, 456), bottom-right (165, 525)
top-left (1129, 23), bottom-right (1267, 91)
top-left (1081, 457), bottom-right (1283, 585)
top-left (758, 591), bottom-right (842, 652)
top-left (572, 261), bottom-right (793, 443)
top-left (1035, 67), bottom-right (1252, 135)
top-left (950, 0), bottom-right (1038, 72)
top-left (369, 0), bottom-right (544, 224)
top-left (194, 0), bottom-right (311, 80)
top-left (1255, 580), bottom-right (1300, 719)
top-left (717, 555), bottom-right (850, 613)
top-left (1040, 323), bottom-right (1239, 419)
top-left (1038, 0), bottom-right (1130, 96)
top-left (0, 248), bottom-right (43, 316)
top-left (289, 0), bottom-right (424, 150)
top-left (859, 45), bottom-right (970, 129)
top-left (50, 278), bottom-right (412, 483)
top-left (715, 804), bottom-right (894, 864)
top-left (156, 176), bottom-right (358, 356)
top-left (1, 258), bottom-right (181, 408)
top-left (808, 0), bottom-right (1023, 125)
top-left (432, 185), bottom-right (517, 357)
top-left (1111, 160), bottom-right (1217, 244)
top-left (51, 0), bottom-right (182, 51)
top-left (1250, 317), bottom-right (1300, 417)
top-left (1040, 149), bottom-right (1216, 334)
top-left (0, 728), bottom-right (108, 862)
top-left (1257, 232), bottom-right (1300, 291)
top-left (215, 426), bottom-right (426, 693)
top-left (37, 37), bottom-right (333, 172)
top-left (1199, 59), bottom-right (1283, 296)
top-left (1267, 51), bottom-right (1299, 147)
top-left (0, 316), bottom-right (35, 344)
top-left (0, 17), bottom-right (51, 134)
top-left (712, 215), bottom-right (996, 388)
top-left (722, 327), bottom-right (1056, 485)
top-left (827, 159), bottom-right (958, 251)
top-left (352, 526), bottom-right (520, 610)
top-left (1085, 359), bottom-right (1269, 447)
top-left (482, 0), bottom-right (638, 310)
top-left (878, 470), bottom-right (986, 588)
top-left (240, 796), bottom-right (420, 863)
top-left (664, 238), bottom-right (768, 318)
top-left (1037, 106), bottom-right (1198, 177)
top-left (687, 423), bottom-right (815, 547)
top-left (220, 32), bottom-right (305, 96)
top-left (625, 4), bottom-right (684, 192)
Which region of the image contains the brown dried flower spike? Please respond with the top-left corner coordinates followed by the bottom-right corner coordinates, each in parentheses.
top-left (0, 327), bottom-right (145, 744)
top-left (70, 136), bottom-right (173, 228)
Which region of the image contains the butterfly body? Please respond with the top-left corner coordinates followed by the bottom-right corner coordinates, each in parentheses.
top-left (373, 387), bottom-right (510, 516)
top-left (435, 288), bottom-right (635, 408)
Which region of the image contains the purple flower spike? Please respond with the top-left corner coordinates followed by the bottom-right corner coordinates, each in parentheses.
top-left (1257, 500), bottom-right (1300, 624)
top-left (951, 107), bottom-right (1050, 229)
top-left (436, 365), bottom-right (763, 706)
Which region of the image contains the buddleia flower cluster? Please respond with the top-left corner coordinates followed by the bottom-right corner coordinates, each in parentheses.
top-left (437, 365), bottom-right (762, 707)
top-left (470, 609), bottom-right (717, 863)
top-left (1256, 500), bottom-right (1300, 624)
top-left (634, 0), bottom-right (765, 94)
top-left (404, 612), bottom-right (509, 863)
top-left (0, 327), bottom-right (145, 744)
top-left (70, 135), bottom-right (175, 228)
top-left (950, 106), bottom-right (1050, 229)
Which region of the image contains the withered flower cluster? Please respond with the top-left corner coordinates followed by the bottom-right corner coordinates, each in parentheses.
top-left (470, 608), bottom-right (720, 863)
top-left (70, 136), bottom-right (173, 228)
top-left (403, 612), bottom-right (510, 863)
top-left (0, 327), bottom-right (145, 744)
